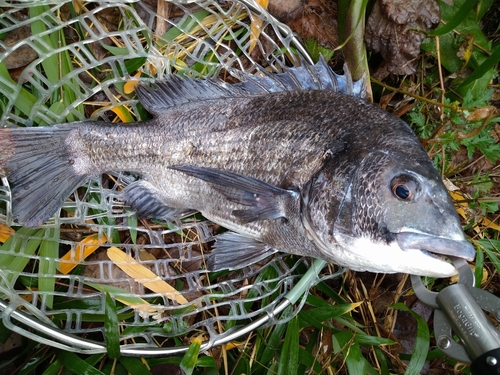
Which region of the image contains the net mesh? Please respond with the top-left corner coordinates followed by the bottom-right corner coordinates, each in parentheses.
top-left (0, 0), bottom-right (339, 354)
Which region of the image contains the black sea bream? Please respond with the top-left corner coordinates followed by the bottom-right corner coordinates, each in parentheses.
top-left (0, 58), bottom-right (475, 277)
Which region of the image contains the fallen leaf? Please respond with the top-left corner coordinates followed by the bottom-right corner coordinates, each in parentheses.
top-left (110, 105), bottom-right (135, 123)
top-left (86, 281), bottom-right (164, 318)
top-left (59, 233), bottom-right (107, 274)
top-left (107, 246), bottom-right (189, 305)
top-left (124, 71), bottom-right (141, 94)
top-left (365, 0), bottom-right (440, 75)
top-left (249, 0), bottom-right (269, 52)
top-left (466, 106), bottom-right (497, 121)
top-left (224, 341), bottom-right (245, 350)
top-left (0, 223), bottom-right (15, 243)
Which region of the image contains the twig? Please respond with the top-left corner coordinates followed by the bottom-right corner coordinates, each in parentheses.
top-left (370, 78), bottom-right (464, 111)
top-left (156, 0), bottom-right (170, 38)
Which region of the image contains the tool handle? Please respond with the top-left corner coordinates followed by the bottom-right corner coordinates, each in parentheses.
top-left (471, 348), bottom-right (500, 375)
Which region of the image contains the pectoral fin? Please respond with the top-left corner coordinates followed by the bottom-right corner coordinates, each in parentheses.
top-left (170, 165), bottom-right (299, 223)
top-left (208, 232), bottom-right (278, 271)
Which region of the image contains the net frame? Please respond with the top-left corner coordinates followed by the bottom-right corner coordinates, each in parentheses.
top-left (0, 0), bottom-right (342, 355)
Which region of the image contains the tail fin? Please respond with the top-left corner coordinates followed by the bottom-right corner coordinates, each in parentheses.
top-left (0, 126), bottom-right (87, 227)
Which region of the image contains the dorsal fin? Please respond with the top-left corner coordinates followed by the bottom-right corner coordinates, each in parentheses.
top-left (233, 56), bottom-right (366, 97)
top-left (135, 55), bottom-right (366, 116)
top-left (134, 75), bottom-right (248, 116)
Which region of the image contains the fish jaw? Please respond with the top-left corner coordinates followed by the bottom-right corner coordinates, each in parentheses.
top-left (330, 233), bottom-right (466, 277)
top-left (396, 231), bottom-right (475, 261)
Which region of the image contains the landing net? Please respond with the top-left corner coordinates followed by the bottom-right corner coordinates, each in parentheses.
top-left (0, 0), bottom-right (341, 355)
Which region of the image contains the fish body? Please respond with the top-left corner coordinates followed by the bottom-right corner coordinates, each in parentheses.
top-left (0, 58), bottom-right (474, 277)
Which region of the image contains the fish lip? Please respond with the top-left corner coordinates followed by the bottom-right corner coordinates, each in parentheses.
top-left (396, 232), bottom-right (475, 261)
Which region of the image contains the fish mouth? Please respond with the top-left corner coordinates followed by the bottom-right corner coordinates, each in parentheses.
top-left (396, 232), bottom-right (475, 262)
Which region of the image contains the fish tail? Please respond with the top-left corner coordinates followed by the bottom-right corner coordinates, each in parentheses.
top-left (0, 126), bottom-right (88, 227)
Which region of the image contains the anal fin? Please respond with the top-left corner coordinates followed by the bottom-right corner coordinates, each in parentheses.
top-left (208, 232), bottom-right (278, 271)
top-left (121, 180), bottom-right (188, 222)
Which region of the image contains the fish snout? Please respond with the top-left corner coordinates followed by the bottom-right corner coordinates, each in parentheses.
top-left (396, 232), bottom-right (475, 262)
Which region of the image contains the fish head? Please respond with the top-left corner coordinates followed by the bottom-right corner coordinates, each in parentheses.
top-left (302, 150), bottom-right (475, 277)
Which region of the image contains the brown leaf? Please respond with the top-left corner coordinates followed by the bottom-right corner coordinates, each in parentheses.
top-left (466, 106), bottom-right (497, 121)
top-left (1, 25), bottom-right (38, 70)
top-left (365, 0), bottom-right (440, 75)
top-left (268, 0), bottom-right (304, 22)
top-left (286, 0), bottom-right (339, 51)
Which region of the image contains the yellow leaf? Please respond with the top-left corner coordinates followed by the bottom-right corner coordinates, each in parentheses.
top-left (450, 191), bottom-right (499, 233)
top-left (107, 247), bottom-right (189, 305)
top-left (449, 191), bottom-right (467, 220)
top-left (346, 301), bottom-right (363, 312)
top-left (482, 217), bottom-right (500, 232)
top-left (254, 0), bottom-right (269, 9)
top-left (110, 105), bottom-right (135, 123)
top-left (86, 281), bottom-right (158, 313)
top-left (463, 36), bottom-right (474, 66)
top-left (224, 341), bottom-right (244, 350)
top-left (19, 293), bottom-right (33, 303)
top-left (139, 249), bottom-right (157, 261)
top-left (123, 71), bottom-right (142, 94)
top-left (59, 234), bottom-right (107, 274)
top-left (123, 81), bottom-right (137, 95)
top-left (249, 0), bottom-right (269, 53)
top-left (0, 223), bottom-right (14, 243)
top-left (190, 334), bottom-right (206, 344)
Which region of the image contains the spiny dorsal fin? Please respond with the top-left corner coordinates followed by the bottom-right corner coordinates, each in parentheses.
top-left (135, 55), bottom-right (366, 116)
top-left (233, 56), bottom-right (366, 98)
top-left (135, 75), bottom-right (249, 116)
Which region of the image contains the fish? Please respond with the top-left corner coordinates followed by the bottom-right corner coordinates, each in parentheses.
top-left (0, 57), bottom-right (475, 277)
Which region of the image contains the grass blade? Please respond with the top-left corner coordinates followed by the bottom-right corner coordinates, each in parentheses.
top-left (298, 348), bottom-right (323, 373)
top-left (277, 316), bottom-right (300, 375)
top-left (393, 303), bottom-right (430, 375)
top-left (55, 350), bottom-right (105, 375)
top-left (475, 245), bottom-right (484, 288)
top-left (41, 360), bottom-right (63, 375)
top-left (255, 305), bottom-right (292, 371)
top-left (0, 62), bottom-right (38, 117)
top-left (431, 0), bottom-right (478, 36)
top-left (332, 331), bottom-right (366, 374)
top-left (459, 43), bottom-right (500, 88)
top-left (38, 227), bottom-right (60, 309)
top-left (0, 228), bottom-right (44, 286)
top-left (180, 339), bottom-right (201, 375)
top-left (104, 293), bottom-right (120, 359)
top-left (29, 6), bottom-right (60, 85)
top-left (476, 239), bottom-right (500, 274)
top-left (118, 357), bottom-right (153, 375)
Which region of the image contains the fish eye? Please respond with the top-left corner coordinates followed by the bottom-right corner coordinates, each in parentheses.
top-left (394, 184), bottom-right (411, 199)
top-left (391, 175), bottom-right (419, 201)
